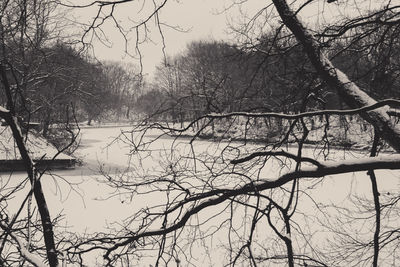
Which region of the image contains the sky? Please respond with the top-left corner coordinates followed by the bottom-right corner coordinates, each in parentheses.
top-left (73, 0), bottom-right (237, 78)
top-left (69, 0), bottom-right (380, 78)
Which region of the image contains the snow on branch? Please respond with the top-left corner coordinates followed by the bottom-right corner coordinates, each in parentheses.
top-left (103, 155), bottom-right (400, 262)
top-left (205, 99), bottom-right (400, 120)
top-left (0, 105), bottom-right (10, 116)
top-left (149, 98), bottom-right (400, 135)
top-left (0, 222), bottom-right (47, 267)
top-left (271, 0), bottom-right (400, 152)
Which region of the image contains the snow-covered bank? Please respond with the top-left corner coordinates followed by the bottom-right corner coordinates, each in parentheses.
top-left (0, 126), bottom-right (76, 171)
top-left (2, 126), bottom-right (399, 266)
top-left (158, 114), bottom-right (398, 152)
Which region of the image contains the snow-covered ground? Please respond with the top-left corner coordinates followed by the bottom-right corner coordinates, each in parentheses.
top-left (1, 126), bottom-right (399, 266)
top-left (0, 126), bottom-right (73, 161)
top-left (167, 115), bottom-right (389, 151)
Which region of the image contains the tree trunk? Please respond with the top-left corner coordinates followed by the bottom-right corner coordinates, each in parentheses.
top-left (271, 0), bottom-right (400, 152)
top-left (1, 111), bottom-right (59, 267)
top-left (0, 64), bottom-right (58, 266)
top-left (42, 112), bottom-right (51, 137)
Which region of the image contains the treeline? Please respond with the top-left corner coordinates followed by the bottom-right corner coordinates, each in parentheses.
top-left (136, 26), bottom-right (400, 124)
top-left (0, 42), bottom-right (141, 133)
top-left (3, 23), bottom-right (399, 140)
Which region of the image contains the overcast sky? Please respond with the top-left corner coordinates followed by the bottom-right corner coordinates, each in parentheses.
top-left (76, 0), bottom-right (235, 78)
top-left (71, 0), bottom-right (378, 78)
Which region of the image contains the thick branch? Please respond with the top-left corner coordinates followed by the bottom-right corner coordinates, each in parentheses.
top-left (231, 150), bottom-right (321, 167)
top-left (0, 107), bottom-right (58, 267)
top-left (208, 99), bottom-right (400, 120)
top-left (151, 99), bottom-right (400, 134)
top-left (0, 66), bottom-right (58, 267)
top-left (103, 155), bottom-right (400, 261)
top-left (271, 0), bottom-right (400, 152)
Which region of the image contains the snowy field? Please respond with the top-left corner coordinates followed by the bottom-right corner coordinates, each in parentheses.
top-left (2, 126), bottom-right (399, 266)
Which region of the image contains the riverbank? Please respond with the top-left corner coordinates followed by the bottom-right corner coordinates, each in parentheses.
top-left (77, 120), bottom-right (134, 129)
top-left (162, 115), bottom-right (396, 152)
top-left (0, 126), bottom-right (77, 171)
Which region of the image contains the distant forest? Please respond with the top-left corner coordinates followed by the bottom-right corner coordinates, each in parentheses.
top-left (138, 31), bottom-right (400, 123)
top-left (0, 42), bottom-right (141, 130)
top-left (1, 25), bottom-right (399, 138)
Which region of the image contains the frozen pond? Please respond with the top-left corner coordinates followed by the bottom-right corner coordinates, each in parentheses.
top-left (2, 126), bottom-right (399, 266)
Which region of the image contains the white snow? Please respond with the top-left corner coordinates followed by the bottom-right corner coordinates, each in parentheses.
top-left (1, 125), bottom-right (399, 266)
top-left (0, 126), bottom-right (73, 160)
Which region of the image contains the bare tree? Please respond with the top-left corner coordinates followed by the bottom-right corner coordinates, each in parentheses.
top-left (51, 1), bottom-right (400, 267)
top-left (2, 0), bottom-right (400, 266)
top-left (0, 1), bottom-right (77, 266)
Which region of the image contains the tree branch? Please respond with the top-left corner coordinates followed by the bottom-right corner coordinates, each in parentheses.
top-left (230, 149), bottom-right (321, 167)
top-left (0, 222), bottom-right (47, 267)
top-left (271, 0), bottom-right (400, 152)
top-left (150, 99), bottom-right (400, 134)
top-left (103, 155), bottom-right (400, 262)
top-left (0, 61), bottom-right (58, 266)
